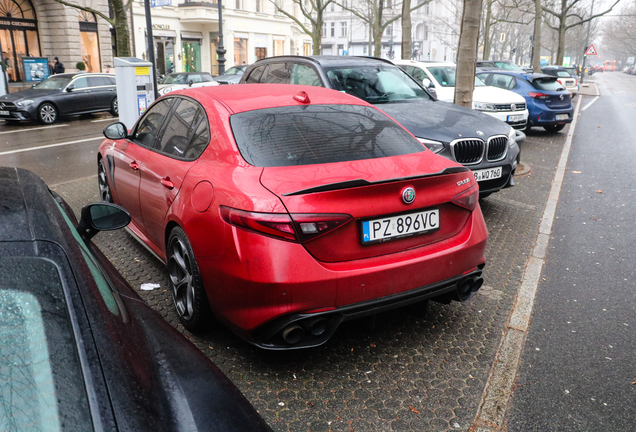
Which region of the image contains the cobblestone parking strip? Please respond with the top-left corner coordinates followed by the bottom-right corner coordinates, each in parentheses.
top-left (53, 127), bottom-right (567, 432)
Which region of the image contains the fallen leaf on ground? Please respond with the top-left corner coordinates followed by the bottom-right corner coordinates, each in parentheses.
top-left (596, 190), bottom-right (603, 193)
top-left (571, 171), bottom-right (582, 174)
top-left (410, 406), bottom-right (420, 414)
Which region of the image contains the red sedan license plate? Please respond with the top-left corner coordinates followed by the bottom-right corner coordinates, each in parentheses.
top-left (361, 209), bottom-right (440, 244)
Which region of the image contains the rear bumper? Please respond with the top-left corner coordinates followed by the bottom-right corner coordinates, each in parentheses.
top-left (528, 105), bottom-right (574, 126)
top-left (197, 207), bottom-right (488, 348)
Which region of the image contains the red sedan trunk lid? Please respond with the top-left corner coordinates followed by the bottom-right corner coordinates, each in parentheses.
top-left (260, 153), bottom-right (476, 263)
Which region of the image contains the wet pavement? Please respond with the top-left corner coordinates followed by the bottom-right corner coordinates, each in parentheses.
top-left (49, 125), bottom-right (568, 431)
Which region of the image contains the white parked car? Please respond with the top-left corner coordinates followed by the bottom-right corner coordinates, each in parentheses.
top-left (158, 72), bottom-right (219, 96)
top-left (394, 60), bottom-right (529, 130)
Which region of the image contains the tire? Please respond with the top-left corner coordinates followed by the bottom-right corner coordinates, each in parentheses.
top-left (167, 227), bottom-right (211, 331)
top-left (38, 103), bottom-right (57, 124)
top-left (97, 159), bottom-right (113, 203)
top-left (110, 97), bottom-right (118, 116)
top-left (543, 124), bottom-right (566, 133)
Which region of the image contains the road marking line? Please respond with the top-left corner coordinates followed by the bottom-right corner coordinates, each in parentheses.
top-left (471, 94), bottom-right (584, 432)
top-left (0, 136), bottom-right (102, 156)
top-left (582, 96), bottom-right (599, 111)
top-left (91, 118), bottom-right (119, 123)
top-left (0, 124), bottom-right (69, 135)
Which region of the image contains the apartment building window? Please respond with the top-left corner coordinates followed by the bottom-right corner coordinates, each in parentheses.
top-left (385, 25), bottom-right (393, 37)
top-left (330, 2), bottom-right (335, 11)
top-left (322, 23), bottom-right (327, 37)
top-left (330, 22), bottom-right (335, 37)
top-left (235, 0), bottom-right (241, 8)
top-left (341, 22), bottom-right (347, 37)
top-left (386, 0), bottom-right (392, 7)
top-left (424, 3), bottom-right (429, 14)
top-left (256, 0), bottom-right (261, 12)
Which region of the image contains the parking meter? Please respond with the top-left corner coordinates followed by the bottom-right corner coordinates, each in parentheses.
top-left (114, 57), bottom-right (156, 129)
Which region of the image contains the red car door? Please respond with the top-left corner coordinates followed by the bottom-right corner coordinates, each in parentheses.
top-left (138, 98), bottom-right (206, 251)
top-left (111, 98), bottom-right (176, 233)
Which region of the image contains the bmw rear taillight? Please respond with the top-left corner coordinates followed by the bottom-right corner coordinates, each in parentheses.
top-left (452, 184), bottom-right (479, 211)
top-left (528, 92), bottom-right (550, 99)
top-left (220, 206), bottom-right (352, 243)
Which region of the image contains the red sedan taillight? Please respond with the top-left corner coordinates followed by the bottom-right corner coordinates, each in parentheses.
top-left (220, 206), bottom-right (352, 243)
top-left (452, 184), bottom-right (479, 211)
top-left (528, 92), bottom-right (550, 99)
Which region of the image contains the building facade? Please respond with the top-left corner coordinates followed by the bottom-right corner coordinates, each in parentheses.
top-left (320, 0), bottom-right (461, 62)
top-left (1, 0), bottom-right (112, 85)
top-left (131, 0), bottom-right (313, 76)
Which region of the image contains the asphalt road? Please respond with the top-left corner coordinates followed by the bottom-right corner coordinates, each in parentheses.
top-left (506, 72), bottom-right (636, 430)
top-left (0, 111), bottom-right (116, 185)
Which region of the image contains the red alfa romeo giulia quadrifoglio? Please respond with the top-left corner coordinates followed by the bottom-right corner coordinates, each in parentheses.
top-left (98, 84), bottom-right (487, 349)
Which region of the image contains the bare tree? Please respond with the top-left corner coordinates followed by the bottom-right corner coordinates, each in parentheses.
top-left (455, 0), bottom-right (483, 107)
top-left (272, 0), bottom-right (337, 55)
top-left (53, 0), bottom-right (132, 57)
top-left (340, 0), bottom-right (432, 57)
top-left (543, 0), bottom-right (621, 65)
top-left (602, 1), bottom-right (636, 59)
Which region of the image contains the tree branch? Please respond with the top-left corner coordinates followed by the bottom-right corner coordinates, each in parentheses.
top-left (51, 0), bottom-right (113, 24)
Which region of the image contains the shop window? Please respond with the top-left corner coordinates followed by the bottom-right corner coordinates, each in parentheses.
top-left (79, 11), bottom-right (100, 72)
top-left (255, 47), bottom-right (267, 61)
top-left (274, 40), bottom-right (284, 57)
top-left (234, 37), bottom-right (247, 65)
top-left (182, 39), bottom-right (201, 72)
top-left (0, 0), bottom-right (40, 82)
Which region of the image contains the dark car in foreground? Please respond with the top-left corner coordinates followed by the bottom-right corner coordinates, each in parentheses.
top-left (0, 73), bottom-right (118, 124)
top-left (98, 85), bottom-right (488, 349)
top-left (240, 56), bottom-right (522, 197)
top-left (476, 70), bottom-right (574, 132)
top-left (0, 167), bottom-right (272, 431)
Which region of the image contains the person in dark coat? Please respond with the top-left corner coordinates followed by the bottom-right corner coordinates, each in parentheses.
top-left (53, 57), bottom-right (65, 74)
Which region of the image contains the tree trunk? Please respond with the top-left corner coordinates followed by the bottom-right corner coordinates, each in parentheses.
top-left (401, 0), bottom-right (412, 59)
top-left (531, 0), bottom-right (542, 72)
top-left (313, 7), bottom-right (323, 55)
top-left (111, 0), bottom-right (131, 57)
top-left (373, 0), bottom-right (384, 57)
top-left (454, 0), bottom-right (483, 107)
top-left (556, 19), bottom-right (567, 65)
top-left (483, 0), bottom-right (492, 60)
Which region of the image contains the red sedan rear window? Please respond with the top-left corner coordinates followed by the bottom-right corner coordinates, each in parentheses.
top-left (230, 104), bottom-right (424, 167)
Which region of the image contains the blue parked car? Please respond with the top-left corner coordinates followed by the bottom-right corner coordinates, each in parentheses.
top-left (475, 70), bottom-right (573, 133)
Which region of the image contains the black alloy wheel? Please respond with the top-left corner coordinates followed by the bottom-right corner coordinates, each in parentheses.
top-left (110, 97), bottom-right (118, 116)
top-left (97, 159), bottom-right (113, 203)
top-left (38, 103), bottom-right (58, 124)
top-left (543, 124), bottom-right (566, 133)
top-left (167, 227), bottom-right (211, 331)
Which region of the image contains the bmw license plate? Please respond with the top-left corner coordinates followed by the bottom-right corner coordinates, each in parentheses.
top-left (361, 209), bottom-right (440, 244)
top-left (0, 110), bottom-right (9, 116)
top-left (473, 166), bottom-right (502, 182)
top-left (507, 114), bottom-right (524, 122)
top-left (555, 114), bottom-right (569, 120)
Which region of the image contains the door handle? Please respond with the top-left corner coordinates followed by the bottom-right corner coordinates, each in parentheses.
top-left (161, 177), bottom-right (174, 190)
top-left (130, 161), bottom-right (139, 170)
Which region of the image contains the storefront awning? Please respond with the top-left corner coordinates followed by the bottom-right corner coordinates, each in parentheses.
top-left (181, 31), bottom-right (203, 40)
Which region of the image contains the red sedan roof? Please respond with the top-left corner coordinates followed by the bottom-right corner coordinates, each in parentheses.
top-left (168, 84), bottom-right (370, 114)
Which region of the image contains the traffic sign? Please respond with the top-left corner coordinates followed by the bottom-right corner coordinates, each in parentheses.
top-left (585, 45), bottom-right (598, 56)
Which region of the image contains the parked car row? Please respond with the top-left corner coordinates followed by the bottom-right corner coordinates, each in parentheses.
top-left (623, 64), bottom-right (636, 75)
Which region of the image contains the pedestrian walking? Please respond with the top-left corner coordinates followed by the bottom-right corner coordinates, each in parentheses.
top-left (53, 57), bottom-right (65, 74)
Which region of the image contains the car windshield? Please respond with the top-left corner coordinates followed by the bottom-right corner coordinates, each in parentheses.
top-left (161, 74), bottom-right (188, 84)
top-left (0, 257), bottom-right (93, 432)
top-left (230, 104), bottom-right (425, 167)
top-left (324, 65), bottom-right (432, 104)
top-left (223, 67), bottom-right (245, 76)
top-left (427, 66), bottom-right (486, 87)
top-left (33, 76), bottom-right (72, 90)
top-left (532, 78), bottom-right (565, 91)
top-left (494, 62), bottom-right (523, 71)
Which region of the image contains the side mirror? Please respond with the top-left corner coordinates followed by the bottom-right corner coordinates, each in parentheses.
top-left (103, 122), bottom-right (128, 140)
top-left (77, 202), bottom-right (131, 240)
top-left (188, 80), bottom-right (194, 87)
top-left (66, 84), bottom-right (75, 92)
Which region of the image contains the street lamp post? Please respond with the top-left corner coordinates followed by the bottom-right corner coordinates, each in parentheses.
top-left (216, 0), bottom-right (226, 75)
top-left (144, 0), bottom-right (160, 100)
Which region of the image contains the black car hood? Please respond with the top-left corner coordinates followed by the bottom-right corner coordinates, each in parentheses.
top-left (0, 88), bottom-right (60, 102)
top-left (379, 100), bottom-right (510, 142)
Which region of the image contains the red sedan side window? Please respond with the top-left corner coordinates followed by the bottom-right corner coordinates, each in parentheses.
top-left (133, 99), bottom-right (175, 148)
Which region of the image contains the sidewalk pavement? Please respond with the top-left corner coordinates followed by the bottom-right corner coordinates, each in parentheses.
top-left (577, 80), bottom-right (599, 96)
